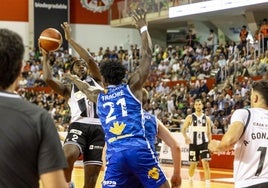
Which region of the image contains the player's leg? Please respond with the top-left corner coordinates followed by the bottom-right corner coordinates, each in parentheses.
top-left (200, 142), bottom-right (211, 188)
top-left (188, 144), bottom-right (199, 179)
top-left (84, 164), bottom-right (102, 188)
top-left (63, 144), bottom-right (80, 183)
top-left (63, 122), bottom-right (87, 186)
top-left (201, 160), bottom-right (210, 180)
top-left (83, 124), bottom-right (105, 188)
top-left (188, 162), bottom-right (197, 178)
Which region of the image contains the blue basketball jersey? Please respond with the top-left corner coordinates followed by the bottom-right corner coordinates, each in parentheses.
top-left (144, 110), bottom-right (158, 154)
top-left (97, 84), bottom-right (149, 156)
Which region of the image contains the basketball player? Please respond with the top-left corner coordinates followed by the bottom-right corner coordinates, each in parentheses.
top-left (0, 29), bottom-right (68, 187)
top-left (40, 22), bottom-right (105, 188)
top-left (96, 8), bottom-right (171, 188)
top-left (64, 80), bottom-right (182, 188)
top-left (142, 88), bottom-right (182, 187)
top-left (64, 9), bottom-right (179, 187)
top-left (182, 98), bottom-right (212, 188)
top-left (64, 73), bottom-right (183, 188)
top-left (209, 80), bottom-right (268, 188)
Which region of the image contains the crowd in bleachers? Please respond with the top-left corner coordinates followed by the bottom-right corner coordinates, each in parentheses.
top-left (17, 27), bottom-right (268, 135)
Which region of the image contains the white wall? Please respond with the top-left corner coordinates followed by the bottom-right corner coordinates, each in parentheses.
top-left (0, 21), bottom-right (30, 59)
top-left (0, 21), bottom-right (142, 59)
top-left (70, 24), bottom-right (141, 55)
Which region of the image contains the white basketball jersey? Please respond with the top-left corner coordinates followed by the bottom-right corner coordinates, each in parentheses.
top-left (189, 113), bottom-right (209, 145)
top-left (231, 108), bottom-right (268, 188)
top-left (68, 76), bottom-right (101, 125)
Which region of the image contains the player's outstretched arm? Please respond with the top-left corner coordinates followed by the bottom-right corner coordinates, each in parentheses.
top-left (64, 73), bottom-right (103, 103)
top-left (128, 8), bottom-right (153, 96)
top-left (61, 22), bottom-right (102, 83)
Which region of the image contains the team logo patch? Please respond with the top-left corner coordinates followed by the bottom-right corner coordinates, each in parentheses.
top-left (148, 167), bottom-right (160, 180)
top-left (109, 122), bottom-right (125, 135)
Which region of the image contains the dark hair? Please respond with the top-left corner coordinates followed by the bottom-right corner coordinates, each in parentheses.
top-left (100, 61), bottom-right (126, 85)
top-left (69, 59), bottom-right (88, 73)
top-left (0, 29), bottom-right (24, 89)
top-left (252, 80), bottom-right (268, 106)
top-left (194, 98), bottom-right (203, 103)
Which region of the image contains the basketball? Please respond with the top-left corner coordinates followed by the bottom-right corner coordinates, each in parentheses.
top-left (39, 28), bottom-right (62, 52)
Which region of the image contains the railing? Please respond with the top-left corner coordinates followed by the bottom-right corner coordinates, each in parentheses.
top-left (111, 0), bottom-right (216, 20)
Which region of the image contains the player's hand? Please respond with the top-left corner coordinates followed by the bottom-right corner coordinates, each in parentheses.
top-left (61, 22), bottom-right (72, 41)
top-left (63, 73), bottom-right (78, 82)
top-left (171, 174), bottom-right (182, 188)
top-left (208, 139), bottom-right (221, 152)
top-left (131, 8), bottom-right (147, 30)
top-left (38, 44), bottom-right (49, 62)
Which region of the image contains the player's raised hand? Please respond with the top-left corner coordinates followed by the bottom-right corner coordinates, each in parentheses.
top-left (61, 22), bottom-right (72, 41)
top-left (131, 8), bottom-right (147, 30)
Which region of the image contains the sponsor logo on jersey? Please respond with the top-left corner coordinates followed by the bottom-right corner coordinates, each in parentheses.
top-left (102, 180), bottom-right (116, 187)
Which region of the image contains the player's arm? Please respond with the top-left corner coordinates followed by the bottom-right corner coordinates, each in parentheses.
top-left (157, 119), bottom-right (181, 188)
top-left (40, 170), bottom-right (68, 188)
top-left (208, 121), bottom-right (244, 152)
top-left (64, 73), bottom-right (103, 103)
top-left (206, 117), bottom-right (212, 141)
top-left (181, 115), bottom-right (191, 144)
top-left (128, 9), bottom-right (153, 99)
top-left (40, 48), bottom-right (71, 98)
top-left (61, 22), bottom-right (102, 83)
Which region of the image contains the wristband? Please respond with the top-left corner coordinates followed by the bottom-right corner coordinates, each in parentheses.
top-left (140, 26), bottom-right (148, 34)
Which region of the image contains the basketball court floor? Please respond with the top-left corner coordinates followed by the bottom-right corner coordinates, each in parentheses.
top-left (71, 163), bottom-right (234, 188)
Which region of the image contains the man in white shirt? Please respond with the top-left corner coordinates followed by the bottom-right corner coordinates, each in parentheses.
top-left (209, 80), bottom-right (268, 188)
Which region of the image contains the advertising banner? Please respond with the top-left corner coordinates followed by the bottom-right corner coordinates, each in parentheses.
top-left (33, 0), bottom-right (69, 50)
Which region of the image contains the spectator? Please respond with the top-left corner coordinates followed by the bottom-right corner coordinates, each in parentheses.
top-left (260, 18), bottom-right (268, 51)
top-left (207, 29), bottom-right (216, 53)
top-left (239, 25), bottom-right (249, 49)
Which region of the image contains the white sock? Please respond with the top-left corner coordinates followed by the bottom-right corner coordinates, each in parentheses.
top-left (205, 179), bottom-right (210, 188)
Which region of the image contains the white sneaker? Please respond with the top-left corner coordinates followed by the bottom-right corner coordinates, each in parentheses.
top-left (205, 180), bottom-right (210, 188)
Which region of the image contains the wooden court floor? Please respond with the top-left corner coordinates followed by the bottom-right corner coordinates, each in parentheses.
top-left (71, 164), bottom-right (234, 188)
